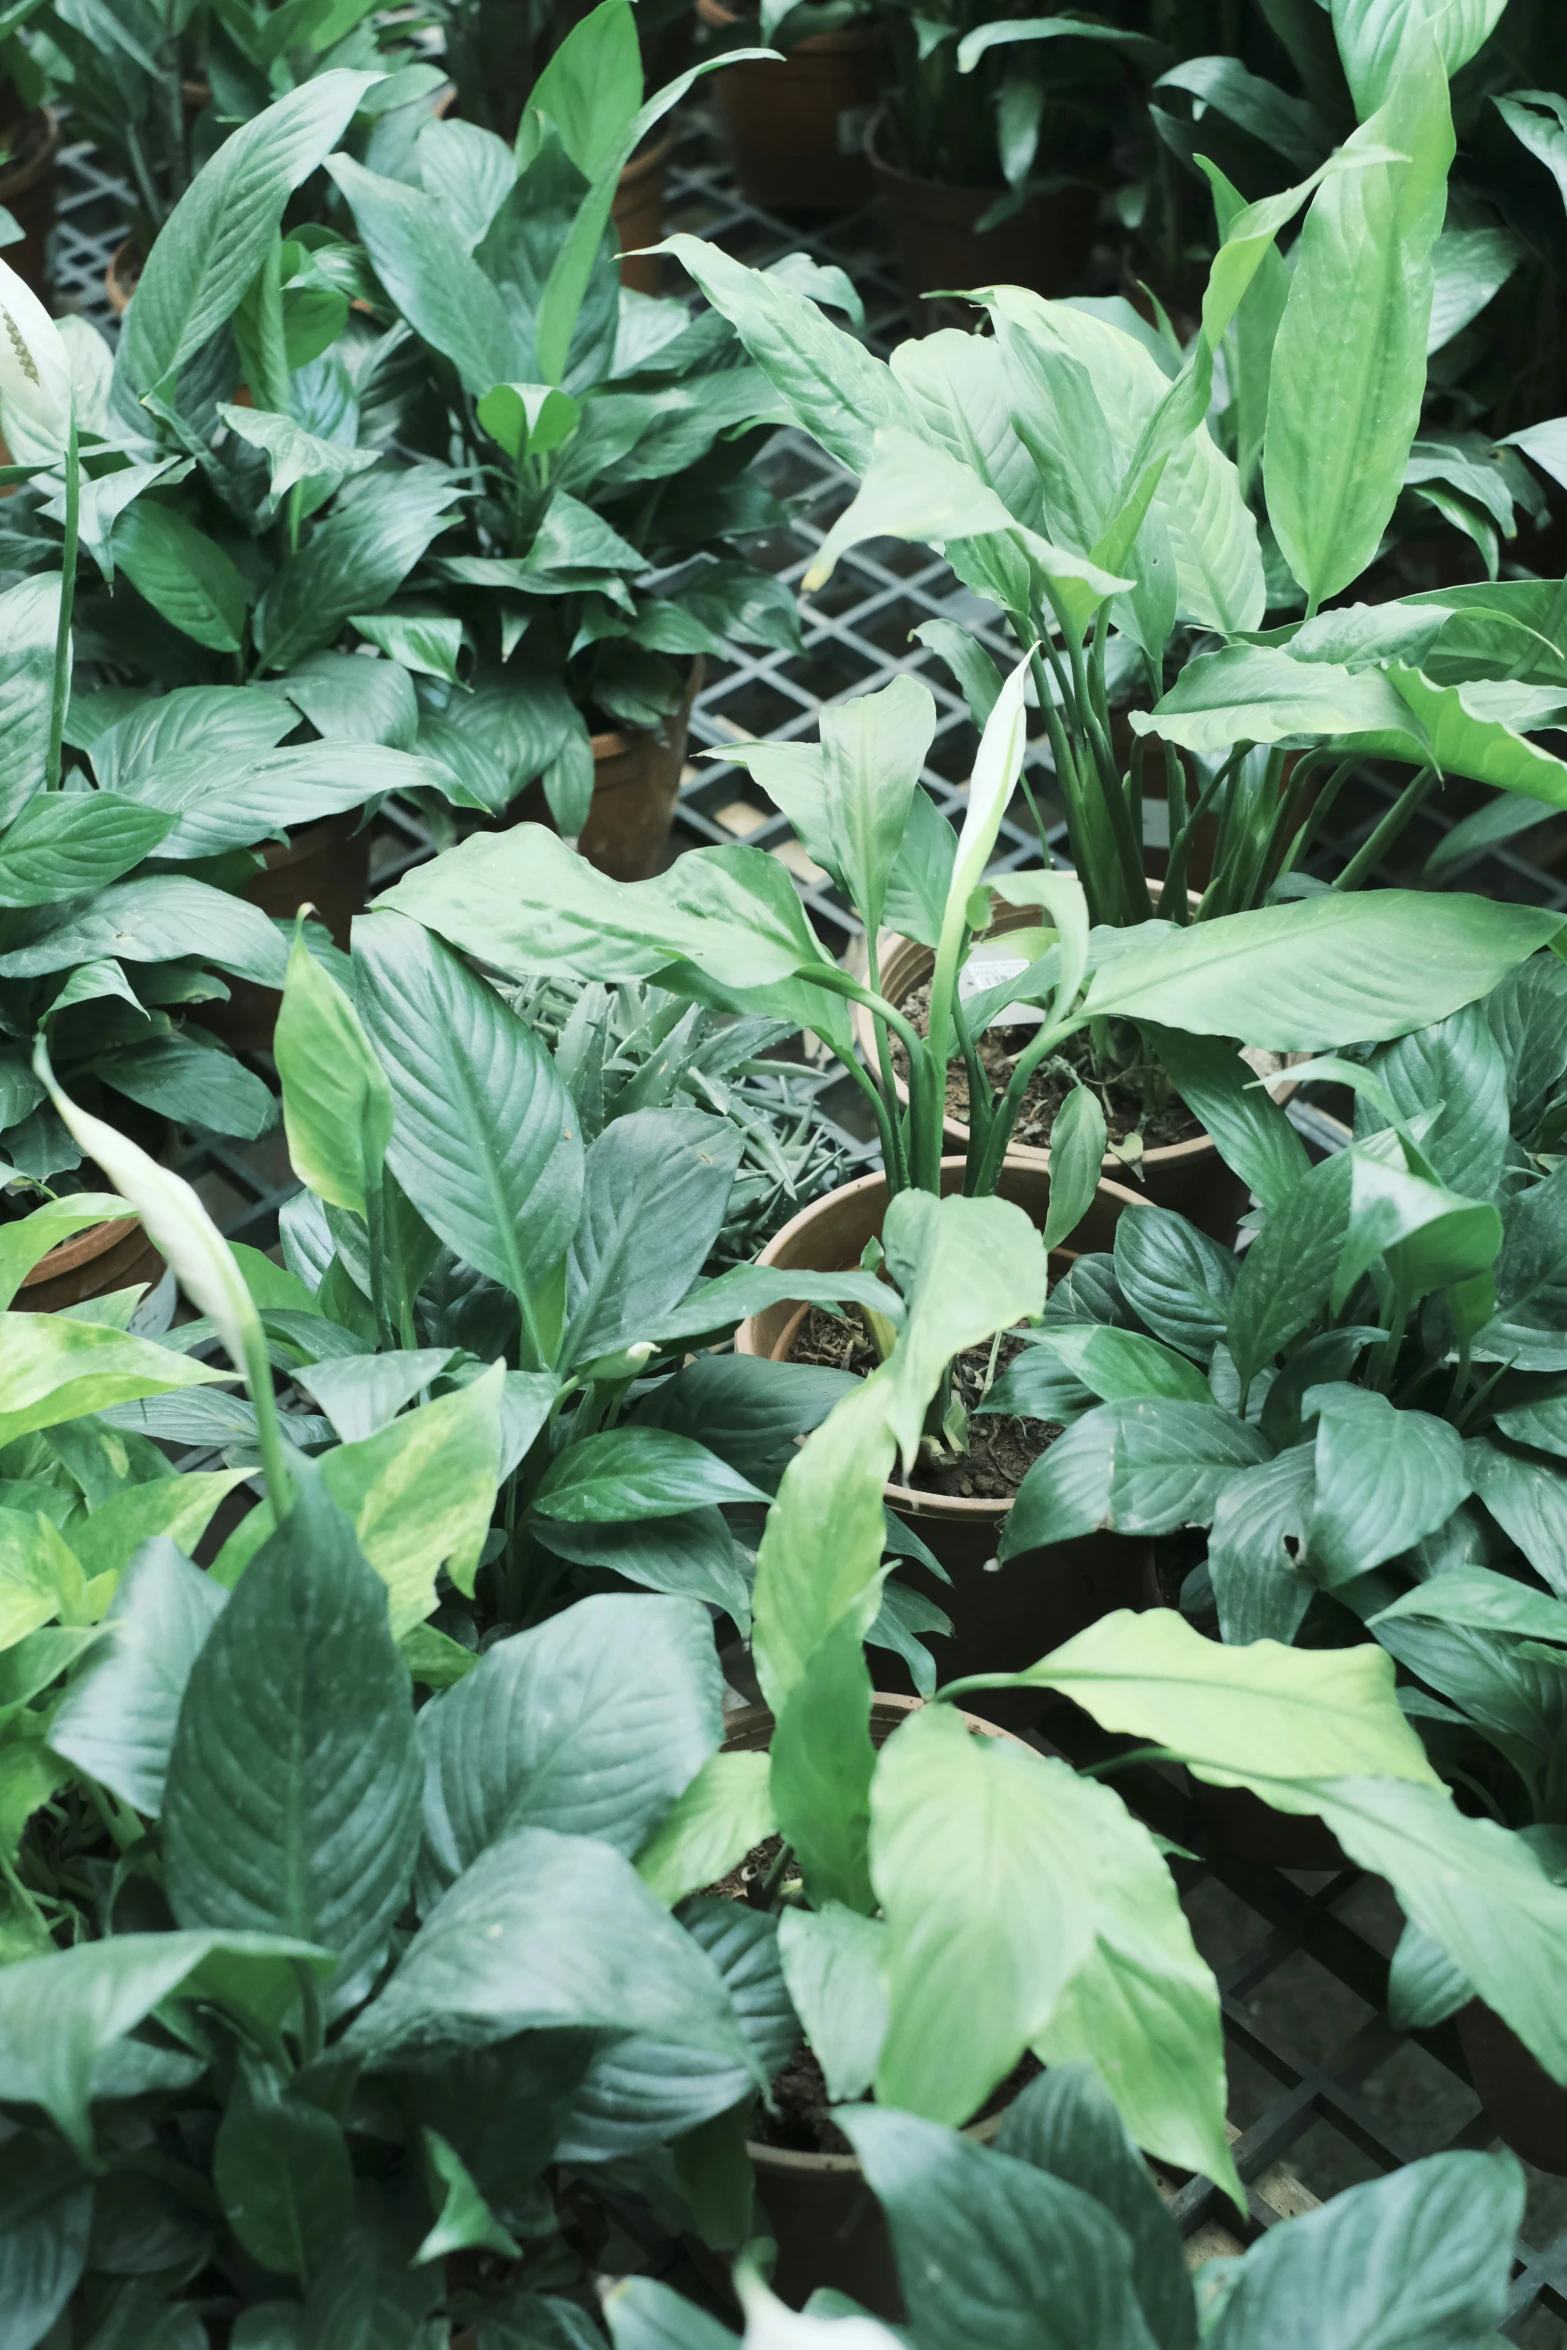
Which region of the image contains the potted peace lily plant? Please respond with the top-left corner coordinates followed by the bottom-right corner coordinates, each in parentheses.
top-left (988, 951), bottom-right (1567, 2164)
top-left (644, 0), bottom-right (1567, 1208)
top-left (316, 0), bottom-right (812, 881)
top-left (608, 2069), bottom-right (1528, 2344)
top-left (381, 653), bottom-right (1562, 1678)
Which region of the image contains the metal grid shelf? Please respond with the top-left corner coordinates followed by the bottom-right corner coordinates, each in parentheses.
top-left (39, 115), bottom-right (1567, 2337)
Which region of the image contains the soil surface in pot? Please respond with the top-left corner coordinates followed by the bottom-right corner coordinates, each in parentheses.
top-left (789, 1306), bottom-right (1055, 1498)
top-left (891, 974), bottom-right (1203, 1154)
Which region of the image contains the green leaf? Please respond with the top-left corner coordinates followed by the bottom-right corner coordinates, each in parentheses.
top-left (162, 1467), bottom-right (421, 1988)
top-left (0, 792), bottom-right (173, 907)
top-left (342, 1823), bottom-right (758, 2072)
top-left (123, 739), bottom-right (444, 863)
top-left (838, 2104), bottom-right (1158, 2350)
top-left (0, 1316), bottom-right (228, 1450)
top-left (635, 1750), bottom-right (775, 1908)
top-left (256, 469), bottom-right (463, 675)
top-left (957, 1604), bottom-right (1441, 1801)
top-left (1041, 1086), bottom-right (1109, 1250)
top-left (415, 2128), bottom-right (520, 2264)
top-left (1083, 892), bottom-right (1563, 1055)
top-left (110, 503), bottom-right (249, 654)
top-left (539, 1508), bottom-right (751, 1624)
top-left (605, 2279), bottom-right (736, 2350)
top-left (324, 153), bottom-right (525, 396)
top-left (214, 2058), bottom-right (353, 2285)
top-left (564, 1109), bottom-right (744, 1367)
top-left (869, 1703), bottom-right (1099, 2124)
top-left (1225, 1151), bottom-right (1348, 1393)
top-left (1307, 1385), bottom-right (1469, 1581)
top-left (531, 1427), bottom-right (766, 1521)
top-left (878, 1190), bottom-right (1048, 1471)
top-left (1472, 1163), bottom-right (1567, 1370)
top-left (353, 911), bottom-right (582, 1363)
top-left (123, 71), bottom-right (379, 396)
top-left (48, 1538), bottom-right (225, 1815)
top-left (1000, 1399), bottom-right (1268, 1555)
top-left (0, 575), bottom-right (60, 827)
top-left (67, 1467), bottom-right (249, 1585)
top-left (1138, 643), bottom-right (1417, 756)
top-left (1337, 0), bottom-right (1508, 115)
top-left (524, 0), bottom-right (642, 180)
top-left (1143, 1027), bottom-right (1309, 1213)
top-left (1263, 40), bottom-right (1454, 604)
top-left (0, 875), bottom-right (290, 987)
top-left (1371, 1568), bottom-right (1567, 1646)
top-left (1208, 1446), bottom-right (1317, 1644)
top-left (809, 675), bottom-right (935, 937)
top-left (0, 1194), bottom-right (136, 1312)
top-left (420, 1591), bottom-right (722, 1890)
top-left (776, 1901), bottom-right (888, 2104)
top-left (996, 2066), bottom-right (1195, 2350)
top-left (218, 402), bottom-right (379, 510)
top-left (1461, 1442), bottom-right (1567, 1601)
top-left (1035, 1324), bottom-right (1210, 1405)
top-left (1359, 1003), bottom-right (1509, 1201)
top-left (0, 1930), bottom-right (332, 2160)
top-left (348, 610), bottom-right (464, 686)
top-left (1208, 2149), bottom-right (1520, 2350)
top-left (1113, 1206), bottom-right (1234, 1363)
top-left (276, 926), bottom-right (392, 1222)
top-left (771, 1612), bottom-right (877, 1915)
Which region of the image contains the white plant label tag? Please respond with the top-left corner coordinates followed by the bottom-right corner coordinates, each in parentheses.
top-left (957, 954), bottom-right (1045, 1032)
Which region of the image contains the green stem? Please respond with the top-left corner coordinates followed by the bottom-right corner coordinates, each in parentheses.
top-left (243, 1324), bottom-right (295, 1520)
top-left (974, 1011), bottom-right (1079, 1192)
top-left (1330, 765), bottom-right (1439, 893)
top-left (1273, 755), bottom-right (1360, 884)
top-left (810, 966), bottom-right (943, 1193)
top-left (45, 416), bottom-right (78, 792)
top-left (864, 934), bottom-right (909, 1194)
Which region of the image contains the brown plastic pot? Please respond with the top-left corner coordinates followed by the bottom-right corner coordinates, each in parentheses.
top-left (707, 1694), bottom-right (1022, 2314)
top-left (612, 135), bottom-right (675, 294)
top-left (195, 813), bottom-right (370, 1055)
top-left (19, 1210), bottom-right (166, 1319)
top-left (852, 896), bottom-right (1298, 1243)
top-left (696, 0), bottom-right (877, 212)
top-left (865, 109), bottom-right (1097, 325)
top-left (1459, 2002), bottom-right (1567, 2174)
top-left (0, 105), bottom-right (60, 304)
top-left (514, 659), bottom-right (703, 881)
top-left (735, 1156), bottom-right (1156, 1724)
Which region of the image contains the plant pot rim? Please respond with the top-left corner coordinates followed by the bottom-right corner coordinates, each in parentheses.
top-left (0, 103), bottom-right (59, 195)
top-left (695, 0), bottom-right (875, 50)
top-left (735, 1153), bottom-right (1142, 1522)
top-left (721, 1690), bottom-right (1023, 2174)
top-left (863, 104), bottom-right (1015, 204)
top-left (21, 1208), bottom-right (145, 1290)
top-left (618, 129), bottom-right (677, 188)
top-left (854, 895), bottom-right (1300, 1174)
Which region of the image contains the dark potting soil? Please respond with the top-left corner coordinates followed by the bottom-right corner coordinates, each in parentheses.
top-left (892, 974), bottom-right (1203, 1156)
top-left (757, 2042), bottom-right (1044, 2157)
top-left (788, 1304), bottom-right (1057, 1500)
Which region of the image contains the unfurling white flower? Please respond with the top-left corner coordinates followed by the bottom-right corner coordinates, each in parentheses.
top-left (0, 256), bottom-right (73, 457)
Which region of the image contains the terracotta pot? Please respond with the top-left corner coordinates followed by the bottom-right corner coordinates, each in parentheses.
top-left (0, 106), bottom-right (59, 304)
top-left (707, 1695), bottom-right (1021, 2313)
top-left (105, 235), bottom-right (139, 318)
top-left (696, 0), bottom-right (877, 212)
top-left (1459, 2002), bottom-right (1567, 2174)
top-left (865, 110), bottom-right (1097, 325)
top-left (19, 1209), bottom-right (167, 1321)
top-left (613, 135), bottom-right (675, 294)
top-left (516, 659), bottom-right (702, 881)
top-left (195, 813), bottom-right (370, 1055)
top-left (1189, 1776), bottom-right (1348, 1873)
top-left (852, 896), bottom-right (1298, 1243)
top-left (735, 1157), bottom-right (1155, 1724)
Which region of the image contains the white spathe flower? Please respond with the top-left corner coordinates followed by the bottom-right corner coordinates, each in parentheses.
top-left (0, 256), bottom-right (72, 457)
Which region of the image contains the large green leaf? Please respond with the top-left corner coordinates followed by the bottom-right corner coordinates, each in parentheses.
top-left (214, 2057), bottom-right (353, 2285)
top-left (325, 153), bottom-right (525, 395)
top-left (1209, 2148), bottom-right (1519, 2350)
top-left (1139, 643), bottom-right (1419, 755)
top-left (341, 1824), bottom-right (758, 2072)
top-left (838, 2103), bottom-right (1159, 2350)
top-left (0, 792), bottom-right (173, 907)
top-left (530, 1426), bottom-right (765, 1520)
top-left (775, 1900), bottom-right (887, 2103)
top-left (564, 1109), bottom-right (743, 1368)
top-left (868, 1703), bottom-right (1099, 2125)
top-left (1359, 1003), bottom-right (1509, 1201)
top-left (1263, 38), bottom-right (1454, 605)
top-left (256, 469), bottom-right (463, 676)
top-left (124, 740), bottom-right (447, 862)
top-left (48, 1538), bottom-right (224, 1816)
top-left (1472, 1164), bottom-right (1567, 1370)
top-left (353, 911), bottom-right (582, 1362)
top-left (0, 877), bottom-right (290, 987)
top-left (0, 576), bottom-right (59, 827)
top-left (1113, 1207), bottom-right (1234, 1363)
top-left (162, 1469), bottom-right (421, 1988)
top-left (1334, 0), bottom-right (1509, 115)
top-left (1000, 1399), bottom-right (1268, 1555)
top-left (276, 927), bottom-right (392, 1223)
top-left (635, 1750), bottom-right (776, 1908)
top-left (0, 1195), bottom-right (135, 1312)
top-left (123, 71), bottom-right (377, 396)
top-left (1308, 1384), bottom-right (1469, 1581)
top-left (419, 1592), bottom-right (722, 1892)
top-left (318, 1367), bottom-right (505, 1632)
top-left (879, 1190), bottom-right (1047, 1469)
top-left (770, 1611), bottom-right (877, 1916)
top-left (1083, 892), bottom-right (1563, 1054)
top-left (0, 1316), bottom-right (227, 1449)
top-left (1142, 1027), bottom-right (1309, 1214)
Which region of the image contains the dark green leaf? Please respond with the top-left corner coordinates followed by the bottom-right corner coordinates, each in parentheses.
top-left (629, 1356), bottom-right (856, 1492)
top-left (532, 1427), bottom-right (766, 1521)
top-left (1308, 1386), bottom-right (1469, 1583)
top-left (1002, 1400), bottom-right (1268, 1556)
top-left (48, 1537), bottom-right (225, 1816)
top-left (0, 793), bottom-right (173, 907)
top-left (1113, 1208), bottom-right (1235, 1364)
top-left (110, 505), bottom-right (249, 654)
top-left (564, 1109), bottom-right (743, 1368)
top-left (214, 2059), bottom-right (353, 2284)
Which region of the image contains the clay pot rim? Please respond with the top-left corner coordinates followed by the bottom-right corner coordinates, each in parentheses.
top-left (854, 893), bottom-right (1300, 1174)
top-left (695, 0), bottom-right (876, 52)
top-left (21, 1207), bottom-right (144, 1289)
top-left (589, 655), bottom-right (703, 763)
top-left (721, 1691), bottom-right (1022, 2173)
top-left (0, 103), bottom-right (59, 196)
top-left (734, 1153), bottom-right (1142, 1522)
